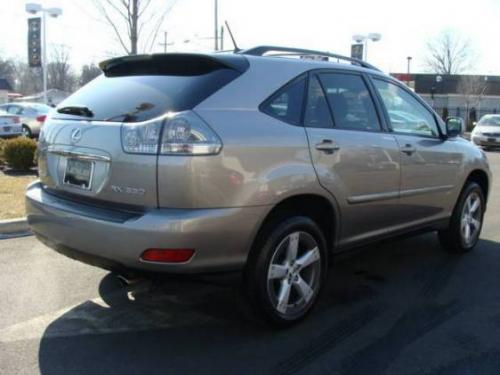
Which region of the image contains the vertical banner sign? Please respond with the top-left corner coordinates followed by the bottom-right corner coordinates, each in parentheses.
top-left (28, 17), bottom-right (42, 67)
top-left (351, 43), bottom-right (364, 60)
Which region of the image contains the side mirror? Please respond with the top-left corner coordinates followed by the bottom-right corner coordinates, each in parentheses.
top-left (446, 117), bottom-right (464, 137)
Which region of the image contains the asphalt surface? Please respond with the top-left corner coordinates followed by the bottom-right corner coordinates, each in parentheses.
top-left (1, 151), bottom-right (500, 375)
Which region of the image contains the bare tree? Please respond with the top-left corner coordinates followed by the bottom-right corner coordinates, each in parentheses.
top-left (79, 63), bottom-right (102, 87)
top-left (425, 30), bottom-right (474, 74)
top-left (0, 56), bottom-right (16, 88)
top-left (457, 75), bottom-right (488, 128)
top-left (12, 61), bottom-right (42, 96)
top-left (47, 45), bottom-right (77, 92)
top-left (92, 0), bottom-right (176, 55)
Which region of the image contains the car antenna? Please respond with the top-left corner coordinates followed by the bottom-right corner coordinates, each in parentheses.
top-left (224, 21), bottom-right (240, 52)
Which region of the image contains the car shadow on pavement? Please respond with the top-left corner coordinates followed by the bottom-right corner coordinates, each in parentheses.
top-left (38, 234), bottom-right (500, 375)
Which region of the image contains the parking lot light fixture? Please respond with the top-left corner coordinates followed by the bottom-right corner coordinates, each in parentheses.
top-left (25, 3), bottom-right (63, 105)
top-left (352, 33), bottom-right (382, 61)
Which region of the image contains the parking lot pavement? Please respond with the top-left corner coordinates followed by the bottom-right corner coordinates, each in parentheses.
top-left (1, 151), bottom-right (499, 375)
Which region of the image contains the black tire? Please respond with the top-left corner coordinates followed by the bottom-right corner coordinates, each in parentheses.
top-left (438, 182), bottom-right (485, 253)
top-left (22, 125), bottom-right (32, 138)
top-left (243, 215), bottom-right (328, 327)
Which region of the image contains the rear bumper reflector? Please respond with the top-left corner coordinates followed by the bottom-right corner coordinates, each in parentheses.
top-left (140, 248), bottom-right (195, 263)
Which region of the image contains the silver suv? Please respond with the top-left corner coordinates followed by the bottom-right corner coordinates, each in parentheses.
top-left (26, 46), bottom-right (491, 326)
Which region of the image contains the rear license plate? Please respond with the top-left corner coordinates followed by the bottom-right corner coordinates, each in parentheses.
top-left (63, 158), bottom-right (93, 190)
top-left (3, 126), bottom-right (11, 132)
top-left (488, 137), bottom-right (496, 142)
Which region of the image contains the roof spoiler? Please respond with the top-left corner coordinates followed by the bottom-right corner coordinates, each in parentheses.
top-left (99, 53), bottom-right (249, 77)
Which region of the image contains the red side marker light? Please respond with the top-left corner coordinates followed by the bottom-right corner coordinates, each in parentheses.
top-left (140, 248), bottom-right (195, 263)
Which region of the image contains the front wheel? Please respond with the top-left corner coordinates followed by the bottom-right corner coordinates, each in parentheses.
top-left (438, 182), bottom-right (485, 253)
top-left (244, 216), bottom-right (327, 327)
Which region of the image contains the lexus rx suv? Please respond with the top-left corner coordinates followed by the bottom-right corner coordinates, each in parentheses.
top-left (26, 46), bottom-right (491, 326)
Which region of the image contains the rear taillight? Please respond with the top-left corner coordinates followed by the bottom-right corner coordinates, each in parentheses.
top-left (13, 116), bottom-right (20, 123)
top-left (140, 248), bottom-right (195, 263)
top-left (121, 110), bottom-right (222, 155)
top-left (36, 115), bottom-right (47, 123)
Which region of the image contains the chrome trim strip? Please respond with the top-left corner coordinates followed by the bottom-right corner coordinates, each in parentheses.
top-left (348, 185), bottom-right (454, 204)
top-left (347, 191), bottom-right (399, 204)
top-left (399, 185), bottom-right (455, 198)
top-left (47, 148), bottom-right (111, 162)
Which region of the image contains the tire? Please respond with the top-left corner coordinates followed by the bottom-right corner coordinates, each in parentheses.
top-left (22, 125), bottom-right (32, 138)
top-left (243, 215), bottom-right (328, 327)
top-left (438, 182), bottom-right (485, 253)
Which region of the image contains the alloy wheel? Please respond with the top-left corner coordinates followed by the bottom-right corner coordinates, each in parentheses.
top-left (461, 191), bottom-right (482, 246)
top-left (266, 231), bottom-right (321, 317)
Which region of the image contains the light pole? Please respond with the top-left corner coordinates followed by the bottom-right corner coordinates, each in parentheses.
top-left (352, 33), bottom-right (381, 61)
top-left (407, 56), bottom-right (412, 86)
top-left (214, 0), bottom-right (218, 51)
top-left (25, 3), bottom-right (62, 105)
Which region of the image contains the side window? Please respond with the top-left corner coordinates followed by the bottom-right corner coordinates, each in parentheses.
top-left (373, 79), bottom-right (439, 137)
top-left (6, 105), bottom-right (20, 114)
top-left (304, 75), bottom-right (333, 128)
top-left (318, 73), bottom-right (381, 131)
top-left (261, 76), bottom-right (306, 125)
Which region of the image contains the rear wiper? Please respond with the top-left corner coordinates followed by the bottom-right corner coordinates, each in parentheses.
top-left (57, 105), bottom-right (94, 118)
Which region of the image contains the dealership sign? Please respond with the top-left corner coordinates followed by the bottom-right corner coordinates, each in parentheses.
top-left (28, 17), bottom-right (42, 67)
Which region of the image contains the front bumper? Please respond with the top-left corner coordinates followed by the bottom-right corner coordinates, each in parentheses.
top-left (472, 136), bottom-right (500, 147)
top-left (26, 182), bottom-right (266, 274)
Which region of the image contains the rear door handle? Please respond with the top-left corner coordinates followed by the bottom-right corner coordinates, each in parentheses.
top-left (315, 139), bottom-right (340, 154)
top-left (400, 144), bottom-right (416, 155)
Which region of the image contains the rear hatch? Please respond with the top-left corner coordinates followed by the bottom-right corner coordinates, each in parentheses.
top-left (38, 53), bottom-right (248, 208)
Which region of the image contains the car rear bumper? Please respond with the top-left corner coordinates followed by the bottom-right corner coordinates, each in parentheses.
top-left (26, 181), bottom-right (266, 274)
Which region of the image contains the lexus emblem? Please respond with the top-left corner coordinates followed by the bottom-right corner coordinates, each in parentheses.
top-left (70, 128), bottom-right (82, 144)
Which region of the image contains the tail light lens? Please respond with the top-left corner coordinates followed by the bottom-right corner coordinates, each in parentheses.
top-left (36, 115), bottom-right (47, 123)
top-left (121, 110), bottom-right (222, 155)
top-left (13, 116), bottom-right (20, 123)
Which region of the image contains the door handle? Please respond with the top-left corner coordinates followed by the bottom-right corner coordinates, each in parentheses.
top-left (400, 144), bottom-right (416, 155)
top-left (315, 139), bottom-right (340, 154)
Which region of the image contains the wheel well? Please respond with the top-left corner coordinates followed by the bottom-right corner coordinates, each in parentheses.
top-left (466, 170), bottom-right (489, 201)
top-left (258, 194), bottom-right (336, 250)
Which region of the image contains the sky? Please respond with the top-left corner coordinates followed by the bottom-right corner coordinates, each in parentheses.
top-left (1, 0), bottom-right (500, 74)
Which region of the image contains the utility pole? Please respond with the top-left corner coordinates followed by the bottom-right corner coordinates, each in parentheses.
top-left (214, 0), bottom-right (218, 51)
top-left (220, 25), bottom-right (224, 50)
top-left (407, 56), bottom-right (412, 87)
top-left (159, 31), bottom-right (169, 53)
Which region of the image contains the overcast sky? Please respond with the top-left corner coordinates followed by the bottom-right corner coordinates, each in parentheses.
top-left (1, 0), bottom-right (500, 74)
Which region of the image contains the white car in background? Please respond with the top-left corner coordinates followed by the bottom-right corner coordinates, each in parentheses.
top-left (0, 110), bottom-right (22, 138)
top-left (471, 114), bottom-right (500, 150)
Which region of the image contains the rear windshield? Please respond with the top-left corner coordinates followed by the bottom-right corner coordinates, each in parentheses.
top-left (55, 68), bottom-right (240, 123)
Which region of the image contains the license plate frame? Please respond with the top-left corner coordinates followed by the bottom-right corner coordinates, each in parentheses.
top-left (63, 158), bottom-right (94, 190)
top-left (3, 126), bottom-right (11, 132)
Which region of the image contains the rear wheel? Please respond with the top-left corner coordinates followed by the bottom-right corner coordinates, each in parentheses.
top-left (438, 182), bottom-right (484, 253)
top-left (244, 216), bottom-right (327, 326)
top-left (22, 125), bottom-right (32, 138)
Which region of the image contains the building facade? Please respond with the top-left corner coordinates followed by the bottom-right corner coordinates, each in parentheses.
top-left (391, 73), bottom-right (500, 127)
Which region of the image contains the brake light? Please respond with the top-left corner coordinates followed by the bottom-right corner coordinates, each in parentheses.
top-left (121, 110), bottom-right (222, 155)
top-left (36, 115), bottom-right (47, 123)
top-left (140, 248), bottom-right (195, 263)
top-left (13, 116), bottom-right (20, 123)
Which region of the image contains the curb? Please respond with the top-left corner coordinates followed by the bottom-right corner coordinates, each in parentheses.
top-left (0, 218), bottom-right (32, 239)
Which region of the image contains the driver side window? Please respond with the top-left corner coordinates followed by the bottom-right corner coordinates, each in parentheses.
top-left (373, 79), bottom-right (439, 137)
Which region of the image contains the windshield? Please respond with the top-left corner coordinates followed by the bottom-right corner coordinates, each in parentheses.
top-left (478, 115), bottom-right (500, 127)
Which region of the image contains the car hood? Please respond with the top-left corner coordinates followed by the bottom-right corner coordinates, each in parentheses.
top-left (474, 125), bottom-right (500, 134)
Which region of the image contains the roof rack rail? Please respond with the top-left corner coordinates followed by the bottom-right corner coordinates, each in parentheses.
top-left (238, 45), bottom-right (381, 71)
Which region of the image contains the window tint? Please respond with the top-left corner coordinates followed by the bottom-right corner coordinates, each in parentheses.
top-left (56, 69), bottom-right (241, 123)
top-left (318, 73), bottom-right (381, 131)
top-left (261, 76), bottom-right (305, 125)
top-left (304, 75), bottom-right (333, 128)
top-left (373, 79), bottom-right (439, 137)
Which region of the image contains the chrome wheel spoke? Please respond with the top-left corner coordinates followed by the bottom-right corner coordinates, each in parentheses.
top-left (268, 264), bottom-right (288, 280)
top-left (296, 246), bottom-right (320, 270)
top-left (470, 197), bottom-right (480, 214)
top-left (470, 218), bottom-right (481, 231)
top-left (293, 276), bottom-right (314, 304)
top-left (464, 223), bottom-right (471, 241)
top-left (286, 232), bottom-right (300, 264)
top-left (276, 280), bottom-right (292, 314)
